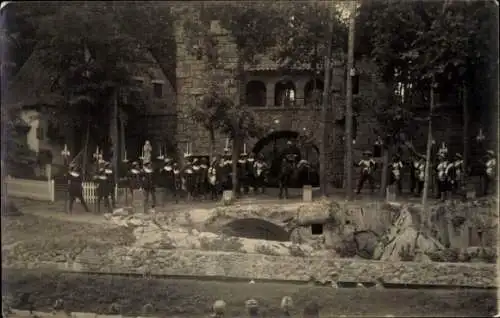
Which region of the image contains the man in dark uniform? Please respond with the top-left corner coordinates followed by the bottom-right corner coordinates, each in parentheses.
top-left (160, 157), bottom-right (177, 204)
top-left (172, 162), bottom-right (182, 198)
top-left (222, 148), bottom-right (233, 190)
top-left (94, 167), bottom-right (112, 214)
top-left (142, 162), bottom-right (156, 213)
top-left (246, 152), bottom-right (256, 193)
top-left (182, 153), bottom-right (196, 199)
top-left (68, 164), bottom-right (90, 213)
top-left (127, 161), bottom-right (142, 205)
top-left (389, 154), bottom-right (404, 194)
top-left (199, 157), bottom-right (209, 198)
top-left (253, 153), bottom-right (268, 194)
top-left (208, 156), bottom-right (221, 200)
top-left (104, 162), bottom-right (116, 208)
top-left (192, 158), bottom-right (202, 198)
top-left (356, 150), bottom-right (376, 194)
top-left (238, 151), bottom-right (249, 194)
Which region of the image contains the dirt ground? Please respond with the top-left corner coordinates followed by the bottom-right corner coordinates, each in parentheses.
top-left (2, 269), bottom-right (496, 317)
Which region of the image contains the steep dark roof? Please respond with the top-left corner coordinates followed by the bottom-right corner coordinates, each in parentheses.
top-left (3, 47), bottom-right (63, 109)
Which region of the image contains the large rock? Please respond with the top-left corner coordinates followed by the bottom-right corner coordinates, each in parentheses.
top-left (373, 204), bottom-right (444, 261)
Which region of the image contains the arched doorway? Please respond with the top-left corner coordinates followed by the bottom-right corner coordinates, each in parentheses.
top-left (252, 130), bottom-right (320, 187)
top-left (304, 79), bottom-right (324, 106)
top-left (274, 80), bottom-right (296, 107)
top-left (221, 218), bottom-right (290, 241)
top-left (246, 80), bottom-right (267, 107)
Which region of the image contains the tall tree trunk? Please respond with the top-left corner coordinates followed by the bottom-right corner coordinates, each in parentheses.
top-left (82, 120), bottom-right (90, 179)
top-left (231, 135), bottom-right (240, 195)
top-left (345, 0), bottom-right (356, 201)
top-left (111, 89), bottom-right (119, 187)
top-left (422, 85), bottom-right (435, 229)
top-left (209, 128), bottom-right (215, 161)
top-left (320, 5), bottom-right (335, 197)
top-left (462, 82), bottom-right (469, 177)
top-left (380, 146), bottom-right (390, 197)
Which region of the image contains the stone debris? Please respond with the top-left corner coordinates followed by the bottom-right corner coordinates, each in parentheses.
top-left (373, 205), bottom-right (444, 262)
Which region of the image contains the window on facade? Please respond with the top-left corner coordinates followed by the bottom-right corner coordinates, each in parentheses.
top-left (129, 90), bottom-right (142, 105)
top-left (274, 81), bottom-right (296, 107)
top-left (311, 224), bottom-right (323, 235)
top-left (153, 83), bottom-right (163, 98)
top-left (131, 78), bottom-right (144, 88)
top-left (304, 79), bottom-right (324, 106)
top-left (36, 127), bottom-right (44, 140)
top-left (245, 80), bottom-right (267, 107)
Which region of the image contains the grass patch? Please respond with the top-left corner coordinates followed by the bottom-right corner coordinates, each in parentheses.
top-left (1, 269), bottom-right (496, 317)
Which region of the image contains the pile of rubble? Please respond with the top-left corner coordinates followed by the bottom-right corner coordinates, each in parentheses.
top-left (104, 207), bottom-right (322, 258)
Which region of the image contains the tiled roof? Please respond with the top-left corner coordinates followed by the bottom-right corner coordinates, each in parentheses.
top-left (245, 54), bottom-right (312, 71)
top-left (3, 47), bottom-right (63, 109)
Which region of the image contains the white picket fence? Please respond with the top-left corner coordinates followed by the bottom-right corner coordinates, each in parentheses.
top-left (82, 182), bottom-right (118, 203)
top-left (5, 176), bottom-right (55, 202)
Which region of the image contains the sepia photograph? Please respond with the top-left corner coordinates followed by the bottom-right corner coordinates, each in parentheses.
top-left (1, 0), bottom-right (498, 317)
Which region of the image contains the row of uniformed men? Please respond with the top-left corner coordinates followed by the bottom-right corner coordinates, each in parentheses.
top-left (66, 149), bottom-right (270, 213)
top-left (354, 149), bottom-right (496, 198)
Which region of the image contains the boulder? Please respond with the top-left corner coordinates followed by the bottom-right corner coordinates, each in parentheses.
top-left (373, 205), bottom-right (444, 261)
top-left (112, 207), bottom-right (132, 217)
top-left (296, 200), bottom-right (341, 226)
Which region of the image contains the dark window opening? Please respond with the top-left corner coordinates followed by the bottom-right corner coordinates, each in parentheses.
top-left (153, 83), bottom-right (163, 98)
top-left (132, 79), bottom-right (144, 88)
top-left (304, 79), bottom-right (324, 106)
top-left (311, 224), bottom-right (323, 235)
top-left (245, 80), bottom-right (267, 107)
top-left (275, 81), bottom-right (296, 107)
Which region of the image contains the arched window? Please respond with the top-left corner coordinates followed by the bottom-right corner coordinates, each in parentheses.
top-left (304, 79), bottom-right (324, 106)
top-left (245, 81), bottom-right (267, 107)
top-left (274, 81), bottom-right (296, 107)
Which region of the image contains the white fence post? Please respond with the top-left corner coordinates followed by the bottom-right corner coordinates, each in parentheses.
top-left (50, 179), bottom-right (55, 202)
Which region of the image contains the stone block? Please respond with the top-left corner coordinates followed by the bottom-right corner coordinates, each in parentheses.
top-left (302, 185), bottom-right (313, 202)
top-left (71, 313), bottom-right (97, 318)
top-left (386, 185), bottom-right (396, 202)
top-left (222, 190), bottom-right (234, 205)
top-left (466, 190), bottom-right (476, 200)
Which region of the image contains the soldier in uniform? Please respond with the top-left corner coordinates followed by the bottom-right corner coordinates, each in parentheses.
top-left (208, 156), bottom-right (220, 200)
top-left (142, 162), bottom-right (156, 212)
top-left (253, 153), bottom-right (268, 194)
top-left (246, 152), bottom-right (256, 192)
top-left (104, 162), bottom-right (116, 208)
top-left (222, 148), bottom-right (233, 190)
top-left (182, 153), bottom-right (196, 200)
top-left (94, 167), bottom-right (112, 214)
top-left (483, 150), bottom-right (496, 196)
top-left (198, 157), bottom-right (209, 198)
top-left (172, 162), bottom-right (182, 198)
top-left (449, 153), bottom-right (464, 194)
top-left (436, 154), bottom-right (450, 201)
top-left (127, 161), bottom-right (142, 205)
top-left (389, 154), bottom-right (404, 194)
top-left (192, 158), bottom-right (202, 198)
top-left (414, 157), bottom-right (426, 196)
top-left (160, 157), bottom-right (177, 204)
top-left (68, 164), bottom-right (90, 213)
top-left (238, 151), bottom-right (249, 194)
top-left (356, 150), bottom-right (376, 194)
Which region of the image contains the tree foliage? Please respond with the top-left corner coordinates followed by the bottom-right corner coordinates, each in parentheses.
top-left (271, 2), bottom-right (348, 71)
top-left (358, 0), bottom-right (496, 91)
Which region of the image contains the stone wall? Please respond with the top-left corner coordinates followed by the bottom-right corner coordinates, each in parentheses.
top-left (172, 10), bottom-right (465, 182)
top-left (3, 248), bottom-right (495, 288)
